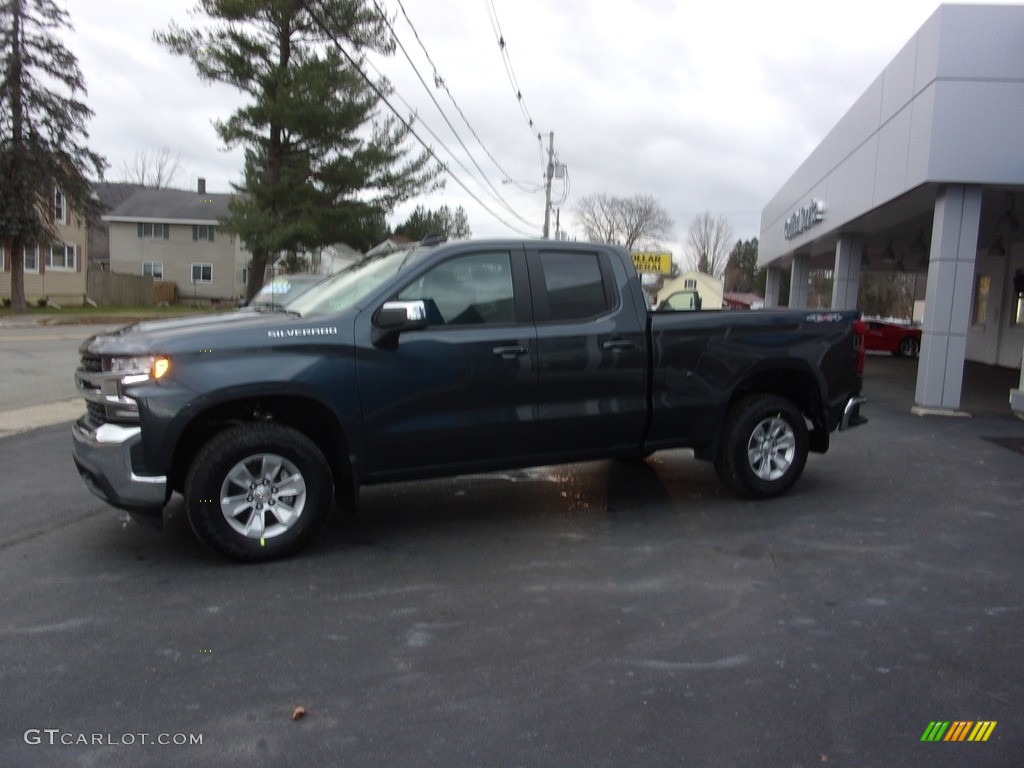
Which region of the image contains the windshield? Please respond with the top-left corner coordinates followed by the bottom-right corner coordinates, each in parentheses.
top-left (287, 248), bottom-right (421, 316)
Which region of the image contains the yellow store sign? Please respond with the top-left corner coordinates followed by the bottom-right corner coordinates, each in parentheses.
top-left (631, 251), bottom-right (673, 275)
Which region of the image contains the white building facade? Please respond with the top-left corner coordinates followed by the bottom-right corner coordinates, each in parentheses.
top-left (759, 4), bottom-right (1024, 414)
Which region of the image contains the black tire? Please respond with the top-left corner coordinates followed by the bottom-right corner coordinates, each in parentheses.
top-left (898, 336), bottom-right (920, 357)
top-left (717, 394), bottom-right (809, 499)
top-left (185, 423), bottom-right (332, 562)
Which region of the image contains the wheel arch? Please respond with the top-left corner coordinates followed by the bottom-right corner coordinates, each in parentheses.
top-left (169, 396), bottom-right (355, 508)
top-left (698, 363), bottom-right (829, 460)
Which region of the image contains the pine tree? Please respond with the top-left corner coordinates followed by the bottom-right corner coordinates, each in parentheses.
top-left (0, 0), bottom-right (105, 312)
top-left (155, 0), bottom-right (443, 300)
top-left (394, 204), bottom-right (472, 241)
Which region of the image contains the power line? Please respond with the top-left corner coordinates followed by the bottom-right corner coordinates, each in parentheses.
top-left (392, 0), bottom-right (542, 191)
top-left (371, 0), bottom-right (536, 229)
top-left (297, 0), bottom-right (540, 237)
top-left (483, 0), bottom-right (539, 140)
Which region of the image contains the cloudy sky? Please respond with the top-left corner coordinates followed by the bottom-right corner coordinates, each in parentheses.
top-left (62, 0), bottom-right (1010, 249)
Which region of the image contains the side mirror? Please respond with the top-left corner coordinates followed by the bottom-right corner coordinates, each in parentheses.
top-left (372, 300), bottom-right (428, 346)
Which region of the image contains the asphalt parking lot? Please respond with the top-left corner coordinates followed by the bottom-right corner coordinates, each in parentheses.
top-left (0, 354), bottom-right (1021, 767)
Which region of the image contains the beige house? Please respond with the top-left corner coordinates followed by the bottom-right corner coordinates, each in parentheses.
top-left (104, 180), bottom-right (251, 302)
top-left (657, 270), bottom-right (724, 310)
top-left (0, 187), bottom-right (89, 305)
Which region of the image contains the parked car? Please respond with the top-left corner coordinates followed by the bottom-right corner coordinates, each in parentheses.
top-left (864, 320), bottom-right (922, 357)
top-left (245, 274), bottom-right (326, 311)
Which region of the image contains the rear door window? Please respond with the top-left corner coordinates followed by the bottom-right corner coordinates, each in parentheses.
top-left (536, 251), bottom-right (612, 322)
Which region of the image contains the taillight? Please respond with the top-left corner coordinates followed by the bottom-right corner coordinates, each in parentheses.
top-left (852, 320), bottom-right (867, 376)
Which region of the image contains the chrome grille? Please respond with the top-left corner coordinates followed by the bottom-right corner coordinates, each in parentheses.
top-left (86, 401), bottom-right (107, 424)
top-left (81, 352), bottom-right (102, 373)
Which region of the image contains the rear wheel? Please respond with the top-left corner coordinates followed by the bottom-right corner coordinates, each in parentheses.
top-left (717, 395), bottom-right (809, 499)
top-left (185, 423), bottom-right (332, 562)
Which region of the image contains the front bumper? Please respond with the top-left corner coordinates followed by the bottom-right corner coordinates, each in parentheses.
top-left (71, 418), bottom-right (168, 512)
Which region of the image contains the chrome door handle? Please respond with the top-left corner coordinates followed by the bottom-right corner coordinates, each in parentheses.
top-left (492, 345), bottom-right (529, 359)
top-left (602, 339), bottom-right (636, 351)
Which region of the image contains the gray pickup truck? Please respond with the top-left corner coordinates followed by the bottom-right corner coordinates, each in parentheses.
top-left (73, 239), bottom-right (866, 561)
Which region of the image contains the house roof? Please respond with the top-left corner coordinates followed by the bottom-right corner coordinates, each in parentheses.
top-left (102, 187), bottom-right (234, 224)
top-left (92, 182), bottom-right (146, 213)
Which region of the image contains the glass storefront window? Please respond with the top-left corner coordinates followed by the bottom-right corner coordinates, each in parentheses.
top-left (972, 275), bottom-right (990, 326)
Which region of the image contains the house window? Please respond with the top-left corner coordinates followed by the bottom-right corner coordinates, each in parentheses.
top-left (24, 245), bottom-right (39, 273)
top-left (241, 267), bottom-right (248, 285)
top-left (47, 244), bottom-right (76, 271)
top-left (54, 189), bottom-right (67, 224)
top-left (683, 278), bottom-right (697, 289)
top-left (0, 245), bottom-right (5, 271)
top-left (191, 263), bottom-right (213, 283)
top-left (137, 223), bottom-right (170, 239)
top-left (143, 261), bottom-right (164, 280)
top-left (192, 225), bottom-right (215, 242)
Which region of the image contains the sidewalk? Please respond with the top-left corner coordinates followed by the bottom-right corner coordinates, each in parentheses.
top-left (0, 399), bottom-right (83, 438)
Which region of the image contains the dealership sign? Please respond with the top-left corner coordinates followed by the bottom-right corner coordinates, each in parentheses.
top-left (784, 199), bottom-right (825, 240)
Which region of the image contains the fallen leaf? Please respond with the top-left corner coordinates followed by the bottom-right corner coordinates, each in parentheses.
top-left (292, 706), bottom-right (306, 721)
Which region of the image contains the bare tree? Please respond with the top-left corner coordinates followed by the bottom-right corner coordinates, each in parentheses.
top-left (685, 212), bottom-right (734, 278)
top-left (573, 193), bottom-right (673, 250)
top-left (119, 146), bottom-right (182, 188)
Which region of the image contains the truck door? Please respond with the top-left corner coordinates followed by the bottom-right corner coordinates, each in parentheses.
top-left (526, 246), bottom-right (647, 457)
top-left (356, 248), bottom-right (538, 476)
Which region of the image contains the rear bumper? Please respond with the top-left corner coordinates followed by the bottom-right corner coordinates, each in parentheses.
top-left (71, 418), bottom-right (168, 512)
top-left (840, 395), bottom-right (868, 431)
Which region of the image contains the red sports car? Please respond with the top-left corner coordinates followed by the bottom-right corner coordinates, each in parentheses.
top-left (864, 320), bottom-right (922, 357)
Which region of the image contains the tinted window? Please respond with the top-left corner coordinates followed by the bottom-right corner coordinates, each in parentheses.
top-left (540, 252), bottom-right (609, 321)
top-left (399, 252), bottom-right (515, 327)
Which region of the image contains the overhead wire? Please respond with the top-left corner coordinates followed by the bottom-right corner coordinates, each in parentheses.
top-left (371, 0), bottom-right (537, 229)
top-left (483, 0), bottom-right (538, 140)
top-left (392, 0), bottom-right (543, 192)
top-left (296, 0), bottom-right (540, 237)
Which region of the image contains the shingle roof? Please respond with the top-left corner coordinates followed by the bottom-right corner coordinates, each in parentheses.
top-left (102, 187), bottom-right (235, 223)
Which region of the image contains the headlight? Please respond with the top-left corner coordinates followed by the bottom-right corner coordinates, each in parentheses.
top-left (107, 355), bottom-right (171, 382)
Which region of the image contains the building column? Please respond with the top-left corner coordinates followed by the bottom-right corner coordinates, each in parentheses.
top-left (914, 185), bottom-right (982, 415)
top-left (763, 267), bottom-right (782, 308)
top-left (789, 253), bottom-right (811, 308)
top-left (832, 236), bottom-right (863, 310)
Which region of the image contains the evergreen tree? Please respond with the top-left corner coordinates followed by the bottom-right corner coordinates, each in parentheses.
top-left (156, 0), bottom-right (442, 300)
top-left (394, 204), bottom-right (471, 240)
top-left (724, 238), bottom-right (759, 292)
top-left (0, 0), bottom-right (105, 311)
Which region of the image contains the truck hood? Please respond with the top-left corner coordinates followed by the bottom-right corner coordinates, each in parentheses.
top-left (81, 310), bottom-right (349, 357)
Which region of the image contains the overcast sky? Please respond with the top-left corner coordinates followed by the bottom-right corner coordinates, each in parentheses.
top-left (62, 0), bottom-right (1012, 251)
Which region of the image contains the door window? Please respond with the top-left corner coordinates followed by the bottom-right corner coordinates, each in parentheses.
top-left (398, 252), bottom-right (515, 326)
top-left (538, 251), bottom-right (610, 321)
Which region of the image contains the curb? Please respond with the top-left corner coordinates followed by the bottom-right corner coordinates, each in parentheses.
top-left (0, 399), bottom-right (83, 439)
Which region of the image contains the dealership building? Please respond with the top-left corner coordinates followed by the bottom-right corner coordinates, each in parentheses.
top-left (759, 4), bottom-right (1024, 414)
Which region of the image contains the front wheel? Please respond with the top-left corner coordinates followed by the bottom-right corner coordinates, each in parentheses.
top-left (716, 395), bottom-right (809, 499)
top-left (185, 423), bottom-right (332, 562)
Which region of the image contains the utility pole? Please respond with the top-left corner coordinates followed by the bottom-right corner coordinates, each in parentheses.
top-left (542, 131), bottom-right (554, 238)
